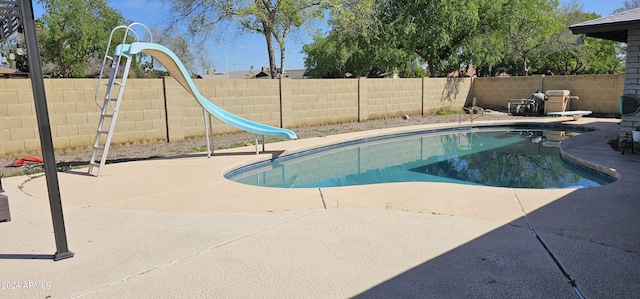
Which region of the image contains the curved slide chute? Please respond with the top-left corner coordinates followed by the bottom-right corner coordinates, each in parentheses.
top-left (115, 42), bottom-right (297, 140)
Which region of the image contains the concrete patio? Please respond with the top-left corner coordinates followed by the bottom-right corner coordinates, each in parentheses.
top-left (0, 117), bottom-right (639, 298)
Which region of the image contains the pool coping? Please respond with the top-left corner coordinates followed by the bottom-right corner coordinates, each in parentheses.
top-left (2, 116), bottom-right (639, 298)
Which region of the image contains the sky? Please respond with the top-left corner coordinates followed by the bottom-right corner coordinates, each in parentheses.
top-left (32, 0), bottom-right (627, 75)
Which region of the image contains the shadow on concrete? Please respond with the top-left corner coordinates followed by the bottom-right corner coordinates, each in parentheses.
top-left (353, 180), bottom-right (640, 297)
top-left (355, 121), bottom-right (640, 298)
top-left (0, 254), bottom-right (55, 260)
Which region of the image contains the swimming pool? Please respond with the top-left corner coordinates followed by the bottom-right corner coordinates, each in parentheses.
top-left (225, 125), bottom-right (615, 189)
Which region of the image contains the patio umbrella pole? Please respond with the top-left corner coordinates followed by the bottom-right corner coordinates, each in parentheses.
top-left (20, 0), bottom-right (73, 261)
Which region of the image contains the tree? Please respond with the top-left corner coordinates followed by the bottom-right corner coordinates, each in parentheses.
top-left (166, 0), bottom-right (324, 78)
top-left (142, 25), bottom-right (209, 77)
top-left (326, 0), bottom-right (383, 37)
top-left (307, 0), bottom-right (619, 78)
top-left (501, 0), bottom-right (564, 76)
top-left (378, 0), bottom-right (481, 77)
top-left (457, 0), bottom-right (566, 76)
top-left (456, 0), bottom-right (510, 77)
top-left (271, 0), bottom-right (323, 77)
top-left (303, 33), bottom-right (380, 78)
top-left (534, 3), bottom-right (623, 75)
top-left (37, 0), bottom-right (125, 77)
top-left (623, 0), bottom-right (640, 10)
top-left (303, 27), bottom-right (420, 78)
top-left (316, 0), bottom-right (483, 78)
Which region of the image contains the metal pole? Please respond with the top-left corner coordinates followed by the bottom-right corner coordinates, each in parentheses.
top-left (203, 108), bottom-right (211, 158)
top-left (217, 46), bottom-right (228, 78)
top-left (19, 0), bottom-right (73, 261)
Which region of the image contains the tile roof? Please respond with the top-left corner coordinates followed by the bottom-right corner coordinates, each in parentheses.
top-left (569, 8), bottom-right (640, 42)
top-left (0, 66), bottom-right (16, 74)
top-left (571, 8), bottom-right (640, 27)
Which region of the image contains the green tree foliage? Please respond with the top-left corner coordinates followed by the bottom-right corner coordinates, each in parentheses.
top-left (323, 0), bottom-right (481, 77)
top-left (326, 0), bottom-right (383, 37)
top-left (462, 0), bottom-right (623, 77)
top-left (500, 0), bottom-right (564, 76)
top-left (303, 30), bottom-right (420, 78)
top-left (458, 0), bottom-right (511, 77)
top-left (271, 0), bottom-right (324, 77)
top-left (303, 34), bottom-right (361, 78)
top-left (37, 0), bottom-right (125, 77)
top-left (379, 0), bottom-right (481, 77)
top-left (533, 4), bottom-right (623, 75)
top-left (309, 0), bottom-right (471, 78)
top-left (304, 0), bottom-right (623, 78)
top-left (466, 0), bottom-right (564, 76)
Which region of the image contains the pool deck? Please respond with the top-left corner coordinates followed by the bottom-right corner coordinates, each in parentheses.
top-left (1, 117), bottom-right (639, 298)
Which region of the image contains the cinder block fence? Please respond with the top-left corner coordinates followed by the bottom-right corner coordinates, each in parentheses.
top-left (0, 74), bottom-right (624, 159)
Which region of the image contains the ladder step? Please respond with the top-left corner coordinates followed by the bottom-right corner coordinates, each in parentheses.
top-left (91, 31), bottom-right (133, 176)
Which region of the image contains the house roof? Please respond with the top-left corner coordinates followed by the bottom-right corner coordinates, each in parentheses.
top-left (199, 68), bottom-right (307, 79)
top-left (0, 65), bottom-right (16, 74)
top-left (569, 8), bottom-right (640, 42)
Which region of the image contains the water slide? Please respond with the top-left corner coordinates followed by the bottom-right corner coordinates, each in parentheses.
top-left (115, 42), bottom-right (298, 139)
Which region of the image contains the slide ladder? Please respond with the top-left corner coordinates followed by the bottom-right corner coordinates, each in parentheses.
top-left (88, 23), bottom-right (152, 176)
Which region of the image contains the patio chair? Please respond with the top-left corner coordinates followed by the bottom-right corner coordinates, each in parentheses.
top-left (620, 94), bottom-right (640, 116)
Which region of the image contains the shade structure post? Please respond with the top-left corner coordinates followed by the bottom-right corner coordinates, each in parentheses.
top-left (19, 0), bottom-right (74, 261)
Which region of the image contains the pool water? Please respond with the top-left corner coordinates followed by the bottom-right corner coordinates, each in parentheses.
top-left (226, 126), bottom-right (615, 189)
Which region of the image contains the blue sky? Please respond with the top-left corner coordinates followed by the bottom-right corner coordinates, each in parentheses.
top-left (33, 0), bottom-right (625, 74)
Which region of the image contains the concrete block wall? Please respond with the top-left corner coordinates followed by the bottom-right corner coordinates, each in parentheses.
top-left (282, 78), bottom-right (358, 127)
top-left (474, 76), bottom-right (545, 109)
top-left (115, 78), bottom-right (167, 145)
top-left (161, 78), bottom-right (283, 142)
top-left (0, 73), bottom-right (628, 159)
top-left (543, 74), bottom-right (623, 114)
top-left (423, 78), bottom-right (472, 114)
top-left (473, 74), bottom-right (624, 114)
top-left (360, 78), bottom-right (423, 120)
top-left (0, 79), bottom-right (38, 157)
top-left (196, 78), bottom-right (281, 135)
top-left (0, 78), bottom-right (167, 158)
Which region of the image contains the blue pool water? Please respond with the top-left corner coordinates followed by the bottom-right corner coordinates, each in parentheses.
top-left (225, 125), bottom-right (615, 189)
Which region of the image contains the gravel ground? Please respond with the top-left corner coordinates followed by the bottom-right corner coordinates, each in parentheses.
top-left (1, 111), bottom-right (523, 177)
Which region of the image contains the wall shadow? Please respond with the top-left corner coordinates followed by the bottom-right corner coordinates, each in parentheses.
top-left (354, 181), bottom-right (640, 298)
